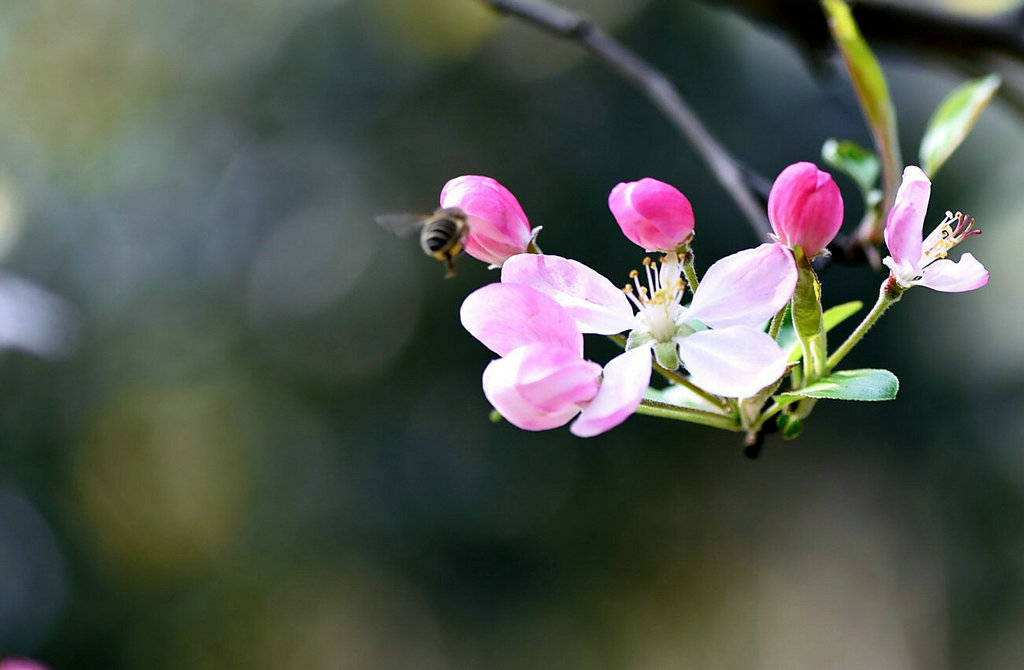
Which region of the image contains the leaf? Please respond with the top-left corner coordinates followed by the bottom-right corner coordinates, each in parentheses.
top-left (822, 138), bottom-right (880, 197)
top-left (779, 368), bottom-right (899, 402)
top-left (822, 0), bottom-right (901, 238)
top-left (919, 74), bottom-right (1002, 178)
top-left (782, 300), bottom-right (863, 363)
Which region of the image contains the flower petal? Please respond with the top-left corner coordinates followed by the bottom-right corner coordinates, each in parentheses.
top-left (767, 162), bottom-right (844, 257)
top-left (884, 166), bottom-right (930, 270)
top-left (441, 175), bottom-right (532, 266)
top-left (685, 243), bottom-right (797, 329)
top-left (483, 343), bottom-right (601, 431)
top-left (916, 253), bottom-right (989, 292)
top-left (676, 326), bottom-right (787, 398)
top-left (570, 345), bottom-right (652, 437)
top-left (608, 178), bottom-right (695, 252)
top-left (461, 283), bottom-right (583, 357)
top-left (501, 253), bottom-right (636, 334)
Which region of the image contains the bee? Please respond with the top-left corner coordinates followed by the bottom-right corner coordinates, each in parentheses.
top-left (376, 207), bottom-right (470, 278)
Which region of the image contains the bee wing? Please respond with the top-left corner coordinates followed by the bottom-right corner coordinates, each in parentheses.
top-left (375, 213), bottom-right (426, 238)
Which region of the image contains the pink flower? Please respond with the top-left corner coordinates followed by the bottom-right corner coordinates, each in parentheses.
top-left (883, 166), bottom-right (988, 292)
top-left (608, 178), bottom-right (695, 252)
top-left (461, 283), bottom-right (650, 437)
top-left (497, 245), bottom-right (796, 399)
top-left (440, 175), bottom-right (535, 266)
top-left (0, 660), bottom-right (49, 670)
top-left (767, 162), bottom-right (844, 257)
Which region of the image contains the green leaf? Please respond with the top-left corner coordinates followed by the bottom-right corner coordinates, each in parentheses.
top-left (779, 368), bottom-right (899, 402)
top-left (919, 73), bottom-right (1001, 178)
top-left (822, 138), bottom-right (880, 197)
top-left (782, 300), bottom-right (863, 363)
top-left (822, 0), bottom-right (901, 239)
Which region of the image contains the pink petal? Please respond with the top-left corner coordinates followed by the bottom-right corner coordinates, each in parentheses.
top-left (767, 162), bottom-right (844, 256)
top-left (482, 343), bottom-right (601, 431)
top-left (676, 326), bottom-right (787, 398)
top-left (441, 175), bottom-right (532, 266)
top-left (916, 253), bottom-right (989, 292)
top-left (608, 178), bottom-right (695, 252)
top-left (461, 283), bottom-right (583, 357)
top-left (685, 243), bottom-right (797, 329)
top-left (500, 254), bottom-right (636, 334)
top-left (884, 166), bottom-right (930, 270)
top-left (571, 345), bottom-right (652, 437)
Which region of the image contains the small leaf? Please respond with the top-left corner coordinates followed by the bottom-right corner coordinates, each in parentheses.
top-left (779, 368), bottom-right (899, 402)
top-left (781, 300), bottom-right (863, 363)
top-left (822, 139), bottom-right (880, 198)
top-left (919, 74), bottom-right (1001, 177)
top-left (822, 0), bottom-right (901, 240)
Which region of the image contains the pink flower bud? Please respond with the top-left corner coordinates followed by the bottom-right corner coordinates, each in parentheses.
top-left (608, 178), bottom-right (695, 252)
top-left (767, 162), bottom-right (844, 257)
top-left (440, 175), bottom-right (533, 266)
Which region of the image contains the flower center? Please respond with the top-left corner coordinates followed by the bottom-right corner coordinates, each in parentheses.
top-left (922, 211), bottom-right (981, 266)
top-left (623, 256), bottom-right (686, 342)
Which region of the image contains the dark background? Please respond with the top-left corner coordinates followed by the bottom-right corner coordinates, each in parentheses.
top-left (0, 0), bottom-right (1022, 668)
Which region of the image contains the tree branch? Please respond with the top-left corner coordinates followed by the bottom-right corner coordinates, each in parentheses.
top-left (479, 0), bottom-right (773, 241)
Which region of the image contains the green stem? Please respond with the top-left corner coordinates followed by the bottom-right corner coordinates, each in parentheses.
top-left (826, 276), bottom-right (904, 372)
top-left (636, 399), bottom-right (742, 430)
top-left (651, 361), bottom-right (731, 413)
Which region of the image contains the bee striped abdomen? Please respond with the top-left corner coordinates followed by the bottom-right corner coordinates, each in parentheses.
top-left (421, 217), bottom-right (460, 255)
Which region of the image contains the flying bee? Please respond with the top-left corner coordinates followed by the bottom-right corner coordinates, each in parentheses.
top-left (376, 207), bottom-right (470, 278)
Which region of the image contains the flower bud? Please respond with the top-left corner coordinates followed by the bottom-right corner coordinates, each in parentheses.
top-left (440, 175), bottom-right (533, 266)
top-left (767, 162), bottom-right (843, 257)
top-left (608, 178), bottom-right (695, 252)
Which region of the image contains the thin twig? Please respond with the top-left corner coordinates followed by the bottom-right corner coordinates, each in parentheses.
top-left (479, 0), bottom-right (772, 241)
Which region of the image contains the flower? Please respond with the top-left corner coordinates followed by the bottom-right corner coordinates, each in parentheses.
top-left (608, 178), bottom-right (695, 252)
top-left (499, 245), bottom-right (797, 399)
top-left (440, 175), bottom-right (537, 266)
top-left (882, 166), bottom-right (988, 292)
top-left (460, 283), bottom-right (650, 437)
top-left (767, 161), bottom-right (844, 257)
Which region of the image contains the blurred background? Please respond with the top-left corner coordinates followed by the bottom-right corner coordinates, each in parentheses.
top-left (0, 0), bottom-right (1022, 668)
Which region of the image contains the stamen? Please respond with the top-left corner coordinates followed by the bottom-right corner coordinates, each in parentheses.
top-left (922, 211), bottom-right (982, 264)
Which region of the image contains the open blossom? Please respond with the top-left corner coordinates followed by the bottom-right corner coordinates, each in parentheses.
top-left (498, 245), bottom-right (797, 399)
top-left (767, 161), bottom-right (844, 257)
top-left (440, 175), bottom-right (537, 266)
top-left (461, 283), bottom-right (650, 437)
top-left (882, 166), bottom-right (988, 292)
top-left (608, 178), bottom-right (695, 252)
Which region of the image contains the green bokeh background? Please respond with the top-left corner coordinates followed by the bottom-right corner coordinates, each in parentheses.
top-left (1, 1), bottom-right (1023, 668)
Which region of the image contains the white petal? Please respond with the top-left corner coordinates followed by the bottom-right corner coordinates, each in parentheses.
top-left (571, 345), bottom-right (652, 437)
top-left (685, 244), bottom-right (797, 329)
top-left (676, 326), bottom-right (787, 398)
top-left (916, 253), bottom-right (989, 292)
top-left (501, 254), bottom-right (635, 334)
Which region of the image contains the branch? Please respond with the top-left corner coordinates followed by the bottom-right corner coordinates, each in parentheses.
top-left (479, 0), bottom-right (772, 241)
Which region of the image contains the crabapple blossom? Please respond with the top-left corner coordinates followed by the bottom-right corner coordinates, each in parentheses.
top-left (499, 246), bottom-right (796, 399)
top-left (461, 282), bottom-right (651, 437)
top-left (440, 175), bottom-right (537, 266)
top-left (882, 166), bottom-right (988, 292)
top-left (767, 161), bottom-right (844, 257)
top-left (608, 178), bottom-right (695, 252)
